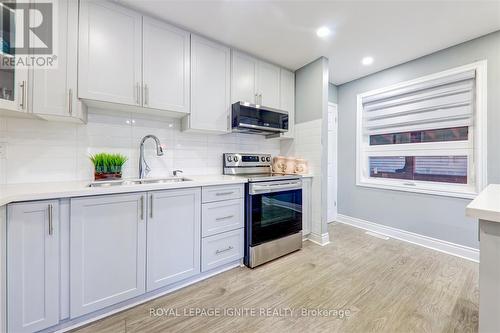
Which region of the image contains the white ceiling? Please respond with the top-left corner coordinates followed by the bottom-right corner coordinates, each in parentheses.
top-left (120, 0), bottom-right (500, 85)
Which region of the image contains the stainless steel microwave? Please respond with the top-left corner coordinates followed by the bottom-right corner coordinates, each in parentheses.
top-left (231, 101), bottom-right (288, 137)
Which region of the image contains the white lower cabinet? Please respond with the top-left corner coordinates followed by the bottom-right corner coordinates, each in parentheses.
top-left (202, 229), bottom-right (244, 272)
top-left (70, 193), bottom-right (147, 318)
top-left (7, 200), bottom-right (60, 333)
top-left (201, 185), bottom-right (244, 272)
top-left (146, 188), bottom-right (201, 291)
top-left (5, 185), bottom-right (244, 329)
top-left (202, 199), bottom-right (244, 237)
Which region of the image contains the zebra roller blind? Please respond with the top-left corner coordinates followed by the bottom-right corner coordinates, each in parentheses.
top-left (362, 70), bottom-right (475, 136)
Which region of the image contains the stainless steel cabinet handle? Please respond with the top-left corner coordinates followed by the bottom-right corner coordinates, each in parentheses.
top-left (215, 215), bottom-right (234, 221)
top-left (254, 93), bottom-right (258, 104)
top-left (216, 246), bottom-right (233, 255)
top-left (48, 204), bottom-right (53, 235)
top-left (136, 83), bottom-right (141, 105)
top-left (19, 81), bottom-right (26, 110)
top-left (144, 84), bottom-right (149, 106)
top-left (68, 89), bottom-right (73, 115)
top-left (259, 93), bottom-right (263, 105)
top-left (150, 194), bottom-right (153, 219)
top-left (140, 196), bottom-right (144, 220)
top-left (215, 191), bottom-right (234, 196)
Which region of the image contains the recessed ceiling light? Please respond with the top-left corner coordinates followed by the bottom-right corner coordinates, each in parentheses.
top-left (361, 56), bottom-right (374, 66)
top-left (316, 26), bottom-right (331, 38)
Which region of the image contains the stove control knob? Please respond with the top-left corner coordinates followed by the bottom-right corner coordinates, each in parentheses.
top-left (261, 156), bottom-right (266, 162)
top-left (233, 156), bottom-right (239, 162)
top-left (227, 155), bottom-right (232, 162)
top-left (266, 157), bottom-right (271, 162)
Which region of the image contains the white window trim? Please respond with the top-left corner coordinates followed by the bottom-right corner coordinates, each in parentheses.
top-left (356, 60), bottom-right (487, 199)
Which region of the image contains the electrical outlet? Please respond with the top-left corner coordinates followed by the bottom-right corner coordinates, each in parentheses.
top-left (0, 142), bottom-right (6, 159)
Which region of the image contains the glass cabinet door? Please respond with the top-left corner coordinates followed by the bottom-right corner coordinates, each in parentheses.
top-left (1, 2), bottom-right (15, 101)
top-left (0, 1), bottom-right (28, 112)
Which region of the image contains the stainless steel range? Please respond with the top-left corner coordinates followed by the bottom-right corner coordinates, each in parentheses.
top-left (223, 153), bottom-right (302, 268)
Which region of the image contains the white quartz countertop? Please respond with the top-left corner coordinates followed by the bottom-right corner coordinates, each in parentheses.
top-left (0, 175), bottom-right (247, 206)
top-left (466, 184), bottom-right (500, 223)
top-left (0, 174), bottom-right (314, 206)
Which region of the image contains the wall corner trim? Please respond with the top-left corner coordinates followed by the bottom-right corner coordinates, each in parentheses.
top-left (307, 232), bottom-right (331, 246)
top-left (336, 214), bottom-right (479, 262)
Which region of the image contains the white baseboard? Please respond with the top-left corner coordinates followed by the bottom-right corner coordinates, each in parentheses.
top-left (307, 232), bottom-right (331, 246)
top-left (336, 214), bottom-right (479, 262)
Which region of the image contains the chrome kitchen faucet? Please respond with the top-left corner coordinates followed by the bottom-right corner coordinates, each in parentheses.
top-left (139, 135), bottom-right (164, 179)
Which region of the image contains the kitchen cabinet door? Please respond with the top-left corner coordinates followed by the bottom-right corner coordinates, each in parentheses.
top-left (31, 0), bottom-right (86, 122)
top-left (0, 2), bottom-right (29, 114)
top-left (257, 61), bottom-right (281, 109)
top-left (231, 50), bottom-right (258, 104)
top-left (70, 193), bottom-right (146, 318)
top-left (184, 35), bottom-right (230, 133)
top-left (279, 68), bottom-right (295, 139)
top-left (143, 17), bottom-right (190, 113)
top-left (78, 0), bottom-right (142, 106)
top-left (7, 200), bottom-right (60, 333)
top-left (146, 188), bottom-right (201, 291)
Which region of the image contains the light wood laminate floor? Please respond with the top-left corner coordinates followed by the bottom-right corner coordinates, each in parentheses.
top-left (71, 223), bottom-right (479, 333)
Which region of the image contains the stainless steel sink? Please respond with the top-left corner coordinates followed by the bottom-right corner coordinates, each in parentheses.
top-left (88, 177), bottom-right (192, 187)
top-left (139, 177), bottom-right (192, 184)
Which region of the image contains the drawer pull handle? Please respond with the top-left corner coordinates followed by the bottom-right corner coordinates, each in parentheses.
top-left (216, 246), bottom-right (234, 255)
top-left (216, 191), bottom-right (234, 196)
top-left (216, 215), bottom-right (234, 221)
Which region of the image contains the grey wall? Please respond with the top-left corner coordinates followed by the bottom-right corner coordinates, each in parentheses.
top-left (292, 57), bottom-right (331, 236)
top-left (295, 57), bottom-right (329, 124)
top-left (337, 31), bottom-right (500, 249)
top-left (328, 83), bottom-right (338, 103)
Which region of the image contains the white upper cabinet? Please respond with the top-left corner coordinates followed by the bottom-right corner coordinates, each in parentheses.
top-left (183, 35), bottom-right (230, 133)
top-left (7, 200), bottom-right (60, 333)
top-left (279, 68), bottom-right (295, 139)
top-left (146, 188), bottom-right (201, 291)
top-left (142, 17), bottom-right (190, 113)
top-left (257, 61), bottom-right (281, 109)
top-left (231, 50), bottom-right (281, 109)
top-left (32, 0), bottom-right (86, 122)
top-left (0, 1), bottom-right (29, 114)
top-left (231, 50), bottom-right (258, 104)
top-left (70, 193), bottom-right (146, 318)
top-left (78, 0), bottom-right (142, 106)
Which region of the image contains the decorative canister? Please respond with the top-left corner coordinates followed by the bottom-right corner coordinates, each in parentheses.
top-left (272, 156), bottom-right (287, 174)
top-left (294, 158), bottom-right (308, 174)
top-left (284, 157), bottom-right (296, 174)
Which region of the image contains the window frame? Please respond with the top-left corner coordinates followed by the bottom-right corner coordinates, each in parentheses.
top-left (356, 60), bottom-right (487, 199)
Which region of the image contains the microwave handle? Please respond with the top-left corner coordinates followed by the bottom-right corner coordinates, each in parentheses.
top-left (238, 123), bottom-right (287, 133)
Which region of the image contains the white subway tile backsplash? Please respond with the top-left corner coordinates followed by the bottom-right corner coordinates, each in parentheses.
top-left (0, 108), bottom-right (281, 184)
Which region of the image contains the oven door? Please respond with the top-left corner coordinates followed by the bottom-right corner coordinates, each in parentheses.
top-left (247, 180), bottom-right (302, 246)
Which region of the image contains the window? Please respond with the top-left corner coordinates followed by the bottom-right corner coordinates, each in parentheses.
top-left (356, 61), bottom-right (487, 198)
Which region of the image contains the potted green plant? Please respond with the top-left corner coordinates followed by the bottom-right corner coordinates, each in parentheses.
top-left (90, 153), bottom-right (128, 180)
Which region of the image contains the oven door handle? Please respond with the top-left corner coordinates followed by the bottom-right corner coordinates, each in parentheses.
top-left (250, 181), bottom-right (302, 194)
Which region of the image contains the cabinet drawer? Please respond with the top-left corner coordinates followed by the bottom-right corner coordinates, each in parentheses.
top-left (202, 184), bottom-right (244, 203)
top-left (202, 199), bottom-right (244, 237)
top-left (202, 229), bottom-right (244, 272)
